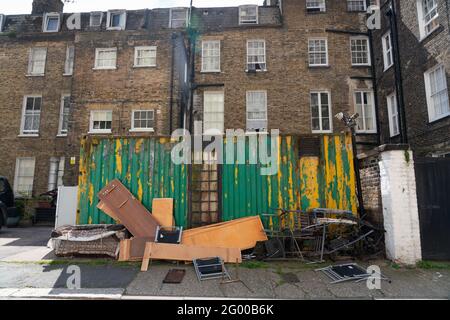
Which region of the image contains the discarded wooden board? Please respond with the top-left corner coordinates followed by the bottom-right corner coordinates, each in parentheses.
top-left (181, 216), bottom-right (268, 250)
top-left (152, 198), bottom-right (174, 227)
top-left (97, 179), bottom-right (159, 239)
top-left (118, 237), bottom-right (153, 261)
top-left (141, 242), bottom-right (242, 271)
top-left (97, 200), bottom-right (119, 221)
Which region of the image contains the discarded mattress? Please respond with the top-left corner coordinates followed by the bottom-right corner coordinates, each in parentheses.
top-left (97, 179), bottom-right (160, 239)
top-left (51, 224), bottom-right (128, 258)
top-left (181, 216), bottom-right (268, 250)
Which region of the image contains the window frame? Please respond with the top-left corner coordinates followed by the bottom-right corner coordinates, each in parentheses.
top-left (347, 0), bottom-right (367, 12)
top-left (89, 110), bottom-right (113, 134)
top-left (306, 0), bottom-right (327, 13)
top-left (424, 64), bottom-right (450, 122)
top-left (310, 90), bottom-right (333, 133)
top-left (354, 90), bottom-right (377, 133)
top-left (350, 36), bottom-right (371, 66)
top-left (382, 31), bottom-right (394, 71)
top-left (48, 157), bottom-right (65, 191)
top-left (239, 5), bottom-right (259, 25)
top-left (201, 40), bottom-right (221, 73)
top-left (203, 91), bottom-right (225, 135)
top-left (20, 95), bottom-right (42, 136)
top-left (130, 110), bottom-right (155, 132)
top-left (90, 11), bottom-right (103, 27)
top-left (58, 94), bottom-right (71, 136)
top-left (169, 8), bottom-right (189, 29)
top-left (27, 47), bottom-right (47, 76)
top-left (246, 90), bottom-right (268, 133)
top-left (417, 0), bottom-right (439, 39)
top-left (0, 14), bottom-right (5, 33)
top-left (246, 39), bottom-right (267, 72)
top-left (133, 46), bottom-right (157, 68)
top-left (94, 48), bottom-right (117, 70)
top-left (42, 12), bottom-right (61, 33)
top-left (14, 157), bottom-right (36, 198)
top-left (308, 38), bottom-right (329, 67)
top-left (64, 45), bottom-right (75, 76)
top-left (106, 10), bottom-right (126, 31)
top-left (386, 92), bottom-right (400, 137)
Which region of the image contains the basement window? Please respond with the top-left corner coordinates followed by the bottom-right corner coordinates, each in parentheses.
top-left (246, 91), bottom-right (268, 133)
top-left (89, 110), bottom-right (112, 134)
top-left (43, 13), bottom-right (61, 32)
top-left (90, 12), bottom-right (103, 27)
top-left (169, 8), bottom-right (188, 28)
top-left (107, 10), bottom-right (126, 30)
top-left (247, 40), bottom-right (266, 72)
top-left (306, 0), bottom-right (326, 13)
top-left (134, 46), bottom-right (157, 67)
top-left (131, 110), bottom-right (155, 132)
top-left (0, 14), bottom-right (5, 33)
top-left (94, 48), bottom-right (117, 70)
top-left (14, 158), bottom-right (36, 198)
top-left (239, 5), bottom-right (258, 25)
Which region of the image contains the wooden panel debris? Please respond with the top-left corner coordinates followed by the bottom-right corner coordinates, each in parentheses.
top-left (181, 216), bottom-right (268, 250)
top-left (141, 242), bottom-right (242, 271)
top-left (152, 198), bottom-right (174, 227)
top-left (97, 179), bottom-right (159, 239)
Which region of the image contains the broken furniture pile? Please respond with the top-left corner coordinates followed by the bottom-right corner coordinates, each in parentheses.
top-left (96, 180), bottom-right (267, 276)
top-left (257, 208), bottom-right (384, 263)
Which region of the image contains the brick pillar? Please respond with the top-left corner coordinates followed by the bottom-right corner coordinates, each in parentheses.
top-left (32, 0), bottom-right (64, 14)
top-left (379, 145), bottom-right (422, 265)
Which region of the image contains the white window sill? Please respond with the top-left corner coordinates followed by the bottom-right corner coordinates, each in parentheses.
top-left (63, 73), bottom-right (73, 77)
top-left (93, 67), bottom-right (117, 71)
top-left (352, 63), bottom-right (371, 67)
top-left (57, 133), bottom-right (68, 137)
top-left (129, 128), bottom-right (155, 133)
top-left (18, 134), bottom-right (39, 137)
top-left (107, 27), bottom-right (125, 31)
top-left (356, 130), bottom-right (378, 134)
top-left (201, 70), bottom-right (221, 73)
top-left (312, 130), bottom-right (333, 134)
top-left (88, 131), bottom-right (112, 134)
top-left (26, 74), bottom-right (45, 77)
top-left (429, 112), bottom-right (450, 123)
top-left (43, 29), bottom-right (59, 33)
top-left (245, 131), bottom-right (269, 135)
top-left (389, 132), bottom-right (400, 138)
top-left (133, 65), bottom-right (157, 68)
top-left (309, 64), bottom-right (329, 68)
top-left (245, 69), bottom-right (267, 73)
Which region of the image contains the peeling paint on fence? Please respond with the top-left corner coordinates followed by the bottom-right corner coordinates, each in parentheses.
top-left (77, 137), bottom-right (188, 227)
top-left (77, 134), bottom-right (357, 228)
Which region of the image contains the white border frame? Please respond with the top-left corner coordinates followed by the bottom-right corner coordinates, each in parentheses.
top-left (424, 64), bottom-right (450, 122)
top-left (27, 47), bottom-right (47, 76)
top-left (20, 95), bottom-right (42, 137)
top-left (42, 12), bottom-right (61, 33)
top-left (310, 90), bottom-right (333, 134)
top-left (350, 36), bottom-right (371, 66)
top-left (130, 110), bottom-right (155, 132)
top-left (133, 46), bottom-right (157, 68)
top-left (89, 110), bottom-right (113, 134)
top-left (106, 10), bottom-right (127, 31)
top-left (354, 90), bottom-right (377, 133)
top-left (308, 37), bottom-right (329, 67)
top-left (201, 40), bottom-right (221, 73)
top-left (94, 48), bottom-right (117, 70)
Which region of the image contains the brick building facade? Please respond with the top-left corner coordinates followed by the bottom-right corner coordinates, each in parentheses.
top-left (372, 0), bottom-right (450, 157)
top-left (0, 0), bottom-right (374, 197)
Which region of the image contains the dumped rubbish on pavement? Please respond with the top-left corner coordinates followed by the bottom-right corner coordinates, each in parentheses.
top-left (194, 257), bottom-right (231, 281)
top-left (51, 224), bottom-right (127, 258)
top-left (316, 263), bottom-right (390, 284)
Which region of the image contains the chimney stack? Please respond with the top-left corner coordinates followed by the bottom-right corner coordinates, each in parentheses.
top-left (32, 0), bottom-right (64, 14)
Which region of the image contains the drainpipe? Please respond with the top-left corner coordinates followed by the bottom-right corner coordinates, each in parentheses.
top-left (368, 29), bottom-right (381, 145)
top-left (387, 0), bottom-right (408, 144)
top-left (169, 33), bottom-right (176, 133)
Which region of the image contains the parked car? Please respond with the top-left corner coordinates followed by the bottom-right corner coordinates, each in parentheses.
top-left (0, 176), bottom-right (17, 230)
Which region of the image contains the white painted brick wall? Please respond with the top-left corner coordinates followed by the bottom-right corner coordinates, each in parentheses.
top-left (379, 150), bottom-right (422, 265)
